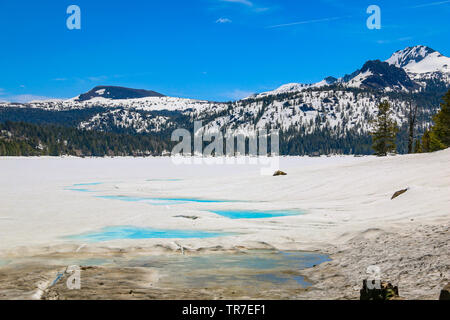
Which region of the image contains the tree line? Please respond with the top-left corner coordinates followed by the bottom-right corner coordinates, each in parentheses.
top-left (0, 121), bottom-right (173, 157)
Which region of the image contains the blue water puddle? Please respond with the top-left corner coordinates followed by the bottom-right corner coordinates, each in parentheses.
top-left (96, 195), bottom-right (235, 205)
top-left (254, 273), bottom-right (310, 286)
top-left (163, 198), bottom-right (235, 203)
top-left (184, 251), bottom-right (328, 270)
top-left (73, 182), bottom-right (103, 186)
top-left (209, 209), bottom-right (303, 219)
top-left (66, 188), bottom-right (93, 193)
top-left (280, 251), bottom-right (331, 267)
top-left (65, 182), bottom-right (103, 193)
top-left (127, 250), bottom-right (330, 289)
top-left (0, 259), bottom-right (10, 267)
top-left (65, 226), bottom-right (234, 242)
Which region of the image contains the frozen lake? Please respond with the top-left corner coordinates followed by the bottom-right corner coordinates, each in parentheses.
top-left (0, 152), bottom-right (449, 299)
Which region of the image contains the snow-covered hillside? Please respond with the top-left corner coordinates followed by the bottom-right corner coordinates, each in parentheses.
top-left (78, 109), bottom-right (178, 134)
top-left (199, 89), bottom-right (436, 137)
top-left (0, 95), bottom-right (227, 113)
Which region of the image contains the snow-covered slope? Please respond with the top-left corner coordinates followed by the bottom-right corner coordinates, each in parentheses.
top-left (78, 109), bottom-right (178, 133)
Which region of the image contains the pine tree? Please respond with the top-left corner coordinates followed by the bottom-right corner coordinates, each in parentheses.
top-left (407, 100), bottom-right (418, 154)
top-left (428, 89), bottom-right (450, 151)
top-left (413, 139), bottom-right (422, 153)
top-left (421, 129), bottom-right (431, 153)
top-left (370, 100), bottom-right (399, 156)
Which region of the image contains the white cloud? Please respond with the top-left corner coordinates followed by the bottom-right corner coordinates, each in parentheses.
top-left (218, 0), bottom-right (270, 13)
top-left (221, 0), bottom-right (253, 6)
top-left (376, 36), bottom-right (414, 44)
top-left (267, 16), bottom-right (351, 29)
top-left (216, 18), bottom-right (232, 23)
top-left (87, 75), bottom-right (108, 82)
top-left (253, 7), bottom-right (269, 12)
top-left (2, 94), bottom-right (57, 103)
top-left (224, 89), bottom-right (254, 100)
top-left (411, 0), bottom-right (450, 8)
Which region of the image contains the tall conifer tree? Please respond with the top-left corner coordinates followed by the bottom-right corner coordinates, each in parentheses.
top-left (370, 101), bottom-right (399, 156)
top-left (428, 89), bottom-right (450, 151)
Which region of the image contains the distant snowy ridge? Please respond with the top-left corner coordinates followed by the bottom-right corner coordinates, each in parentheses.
top-left (250, 77), bottom-right (338, 99)
top-left (0, 95), bottom-right (228, 113)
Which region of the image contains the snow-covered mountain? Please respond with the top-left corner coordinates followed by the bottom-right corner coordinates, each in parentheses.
top-left (0, 45), bottom-right (449, 154)
top-left (252, 45), bottom-right (450, 97)
top-left (386, 45), bottom-right (450, 85)
top-left (344, 60), bottom-right (418, 91)
top-left (336, 45), bottom-right (450, 91)
top-left (386, 46), bottom-right (438, 69)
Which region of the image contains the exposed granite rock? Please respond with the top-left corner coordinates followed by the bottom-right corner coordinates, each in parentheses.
top-left (174, 215), bottom-right (199, 220)
top-left (391, 188), bottom-right (408, 200)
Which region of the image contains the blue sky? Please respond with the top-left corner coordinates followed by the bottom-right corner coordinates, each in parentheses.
top-left (0, 0), bottom-right (449, 102)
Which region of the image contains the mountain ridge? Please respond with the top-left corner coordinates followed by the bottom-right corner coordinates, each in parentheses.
top-left (1, 45), bottom-right (449, 156)
top-left (254, 45), bottom-right (449, 98)
top-left (1, 45), bottom-right (448, 105)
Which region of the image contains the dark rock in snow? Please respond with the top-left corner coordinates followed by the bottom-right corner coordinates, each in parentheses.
top-left (391, 188), bottom-right (408, 200)
top-left (439, 283), bottom-right (450, 300)
top-left (174, 215), bottom-right (199, 220)
top-left (360, 280), bottom-right (401, 300)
